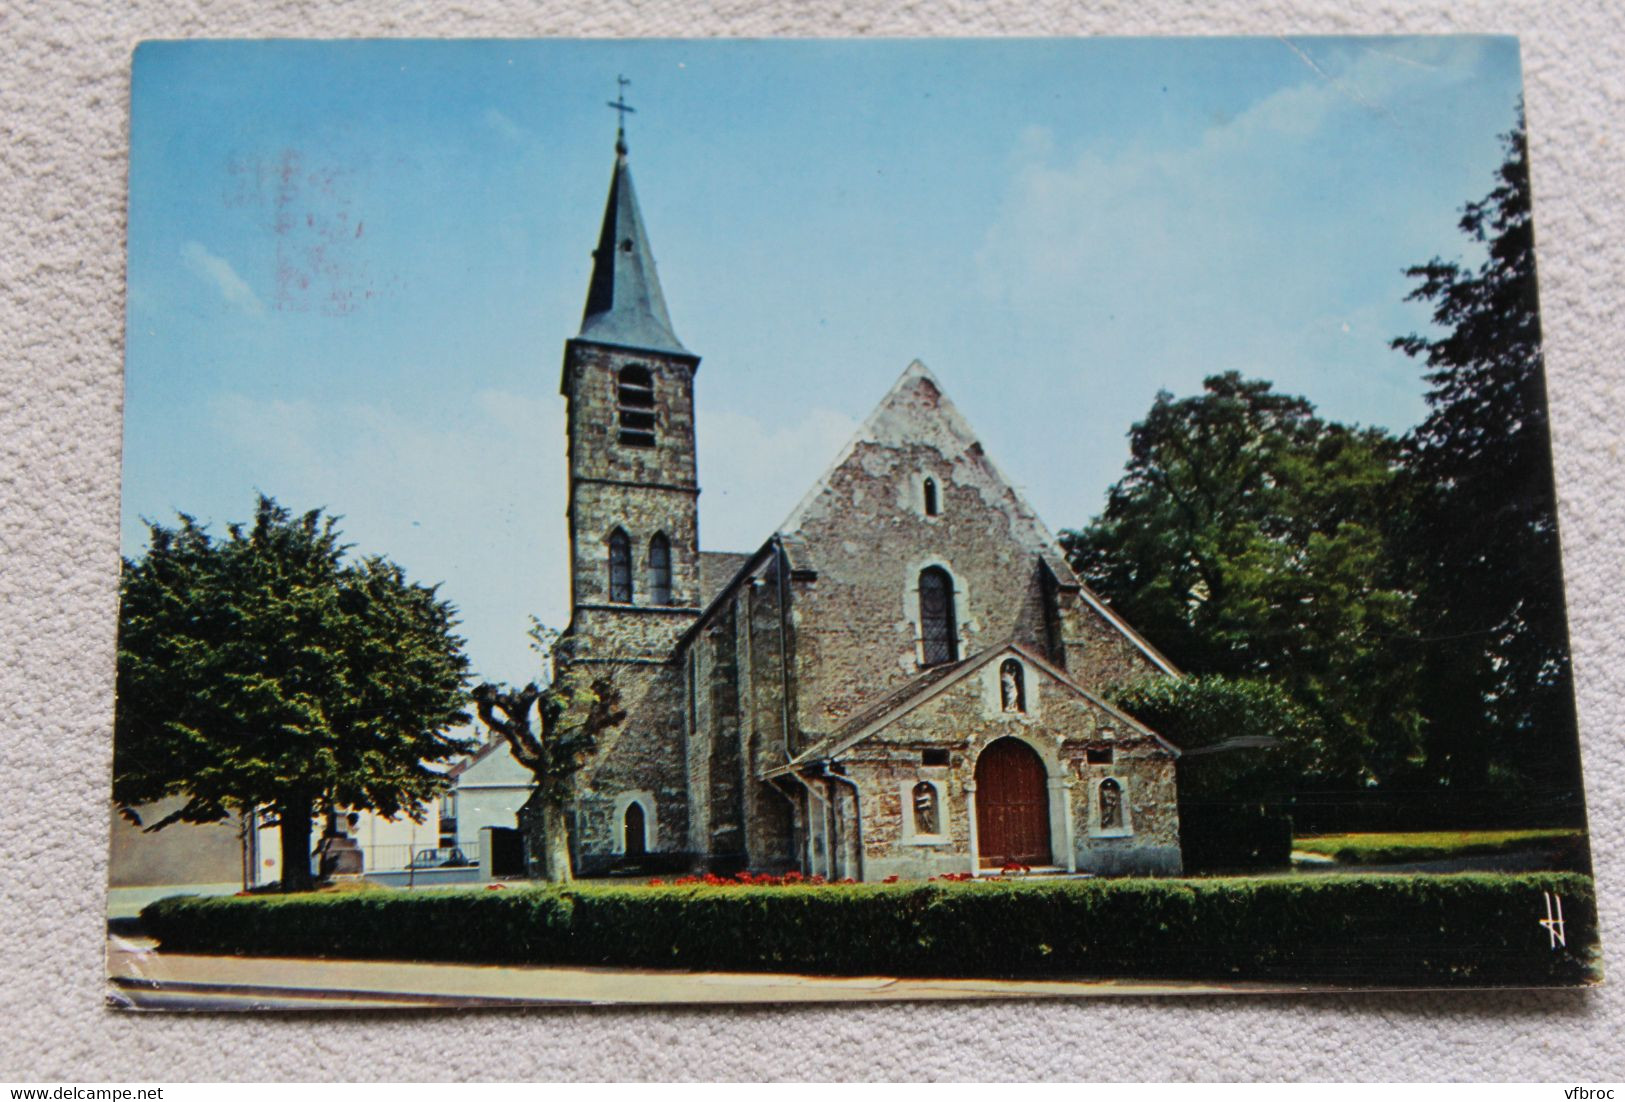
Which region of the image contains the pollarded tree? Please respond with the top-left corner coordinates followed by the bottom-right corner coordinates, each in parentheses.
top-left (472, 670), bottom-right (624, 883)
top-left (114, 496), bottom-right (474, 891)
top-left (1392, 110), bottom-right (1580, 806)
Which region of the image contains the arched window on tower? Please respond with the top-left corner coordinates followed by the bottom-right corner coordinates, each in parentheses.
top-left (918, 566), bottom-right (958, 666)
top-left (648, 532), bottom-right (673, 606)
top-left (999, 658), bottom-right (1026, 713)
top-left (617, 364), bottom-right (657, 448)
top-left (608, 528), bottom-right (633, 603)
top-left (923, 477), bottom-right (940, 517)
top-left (623, 801), bottom-right (647, 856)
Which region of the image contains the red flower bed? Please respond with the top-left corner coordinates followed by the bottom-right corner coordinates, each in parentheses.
top-left (646, 869), bottom-right (835, 888)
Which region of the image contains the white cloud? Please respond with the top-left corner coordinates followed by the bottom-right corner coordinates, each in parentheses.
top-left (970, 38), bottom-right (1488, 440)
top-left (976, 40), bottom-right (1484, 313)
top-left (182, 240), bottom-right (264, 316)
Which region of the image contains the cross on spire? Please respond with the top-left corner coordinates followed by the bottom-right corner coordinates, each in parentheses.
top-left (607, 75), bottom-right (636, 154)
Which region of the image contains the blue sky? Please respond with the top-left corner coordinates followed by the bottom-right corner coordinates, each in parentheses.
top-left (124, 36), bottom-right (1527, 687)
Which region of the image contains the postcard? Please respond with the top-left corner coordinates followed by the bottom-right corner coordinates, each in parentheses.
top-left (108, 37), bottom-right (1598, 1009)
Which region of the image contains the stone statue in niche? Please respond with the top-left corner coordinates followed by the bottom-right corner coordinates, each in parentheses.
top-left (1099, 778), bottom-right (1123, 830)
top-left (912, 782), bottom-right (939, 835)
top-left (1000, 659), bottom-right (1024, 713)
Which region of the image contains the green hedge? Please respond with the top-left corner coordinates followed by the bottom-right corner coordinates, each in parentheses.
top-left (141, 872), bottom-right (1600, 988)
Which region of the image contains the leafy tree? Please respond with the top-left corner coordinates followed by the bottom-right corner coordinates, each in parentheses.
top-left (1109, 675), bottom-right (1315, 799)
top-left (1063, 373), bottom-right (1419, 786)
top-left (1392, 111), bottom-right (1581, 807)
top-left (115, 496), bottom-right (474, 891)
top-left (1112, 675), bottom-right (1305, 869)
top-left (472, 624), bottom-right (625, 882)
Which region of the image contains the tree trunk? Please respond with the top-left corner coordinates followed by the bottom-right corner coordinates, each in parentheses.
top-left (518, 789), bottom-right (574, 883)
top-left (277, 796), bottom-right (315, 893)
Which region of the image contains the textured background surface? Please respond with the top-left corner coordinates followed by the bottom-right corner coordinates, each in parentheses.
top-left (2, 0), bottom-right (1620, 1082)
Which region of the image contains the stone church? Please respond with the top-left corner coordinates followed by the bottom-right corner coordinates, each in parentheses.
top-left (555, 127), bottom-right (1183, 881)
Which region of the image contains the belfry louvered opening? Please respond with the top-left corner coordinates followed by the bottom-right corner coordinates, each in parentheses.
top-left (617, 364), bottom-right (657, 447)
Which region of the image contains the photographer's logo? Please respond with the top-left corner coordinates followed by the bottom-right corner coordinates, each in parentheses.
top-left (1540, 891), bottom-right (1566, 949)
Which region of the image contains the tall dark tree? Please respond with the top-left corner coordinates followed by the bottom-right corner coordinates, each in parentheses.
top-left (114, 496), bottom-right (474, 891)
top-left (1392, 111), bottom-right (1581, 809)
top-left (1063, 373), bottom-right (1419, 786)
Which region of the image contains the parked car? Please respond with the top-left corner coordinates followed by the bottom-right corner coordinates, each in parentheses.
top-left (408, 846), bottom-right (473, 869)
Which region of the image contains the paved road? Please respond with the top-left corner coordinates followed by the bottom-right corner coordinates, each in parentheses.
top-left (105, 935), bottom-right (1316, 1010)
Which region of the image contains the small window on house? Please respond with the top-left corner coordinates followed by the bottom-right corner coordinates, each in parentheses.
top-left (617, 364), bottom-right (657, 447)
top-left (1099, 778), bottom-right (1124, 830)
top-left (921, 748), bottom-right (950, 767)
top-left (437, 793), bottom-right (458, 846)
top-left (608, 528), bottom-right (633, 603)
top-left (648, 532), bottom-right (673, 605)
top-left (912, 782), bottom-right (940, 836)
top-left (918, 566), bottom-right (958, 666)
top-left (1086, 747), bottom-right (1114, 765)
top-left (999, 658), bottom-right (1026, 713)
top-left (923, 477), bottom-right (939, 517)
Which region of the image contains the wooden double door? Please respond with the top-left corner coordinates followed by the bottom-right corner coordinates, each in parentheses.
top-left (975, 737), bottom-right (1053, 867)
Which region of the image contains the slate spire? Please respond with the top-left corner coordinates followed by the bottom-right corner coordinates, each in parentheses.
top-left (577, 114), bottom-right (689, 356)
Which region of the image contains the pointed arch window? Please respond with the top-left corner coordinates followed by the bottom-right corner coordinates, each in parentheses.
top-left (918, 566), bottom-right (958, 666)
top-left (617, 364), bottom-right (657, 448)
top-left (923, 477), bottom-right (940, 517)
top-left (648, 532), bottom-right (673, 606)
top-left (999, 659), bottom-right (1026, 713)
top-left (608, 528), bottom-right (633, 603)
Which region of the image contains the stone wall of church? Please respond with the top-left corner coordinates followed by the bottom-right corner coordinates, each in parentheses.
top-left (1068, 747), bottom-right (1182, 874)
top-left (734, 573), bottom-right (798, 869)
top-left (560, 337), bottom-right (705, 872)
top-left (1055, 589), bottom-right (1173, 690)
top-left (783, 438), bottom-right (1063, 738)
top-left (562, 340), bottom-right (703, 644)
top-left (826, 657), bottom-right (1181, 880)
top-left (569, 659), bottom-right (692, 874)
top-left (677, 555), bottom-right (799, 872)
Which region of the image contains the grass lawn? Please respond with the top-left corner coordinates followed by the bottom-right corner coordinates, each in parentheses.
top-left (1292, 828), bottom-right (1583, 865)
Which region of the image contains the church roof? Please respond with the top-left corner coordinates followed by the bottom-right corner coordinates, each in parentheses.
top-left (699, 550), bottom-right (753, 606)
top-left (576, 137), bottom-right (689, 356)
top-left (763, 641), bottom-right (1180, 778)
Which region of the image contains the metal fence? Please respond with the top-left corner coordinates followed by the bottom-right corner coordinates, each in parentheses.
top-left (362, 842), bottom-right (480, 872)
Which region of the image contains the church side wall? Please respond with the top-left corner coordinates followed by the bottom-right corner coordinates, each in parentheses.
top-left (701, 609), bottom-right (745, 866)
top-left (737, 572), bottom-right (797, 870)
top-left (570, 659), bottom-right (691, 874)
top-left (681, 645), bottom-right (709, 856)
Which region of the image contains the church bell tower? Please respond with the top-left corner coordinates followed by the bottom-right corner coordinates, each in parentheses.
top-left (559, 104), bottom-right (703, 668)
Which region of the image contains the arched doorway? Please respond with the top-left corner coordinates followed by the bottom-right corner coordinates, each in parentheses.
top-left (975, 738), bottom-right (1052, 867)
top-left (623, 801), bottom-right (647, 857)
